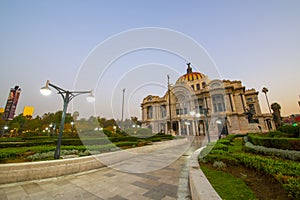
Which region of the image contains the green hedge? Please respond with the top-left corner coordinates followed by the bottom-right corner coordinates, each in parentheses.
top-left (248, 134), bottom-right (300, 151)
top-left (245, 141), bottom-right (300, 161)
top-left (278, 125), bottom-right (300, 138)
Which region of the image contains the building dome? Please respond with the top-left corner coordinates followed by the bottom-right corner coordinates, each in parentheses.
top-left (176, 63), bottom-right (206, 84)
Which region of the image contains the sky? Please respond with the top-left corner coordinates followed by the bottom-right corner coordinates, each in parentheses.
top-left (0, 0), bottom-right (300, 120)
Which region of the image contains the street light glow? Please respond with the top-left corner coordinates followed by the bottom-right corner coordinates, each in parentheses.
top-left (86, 91), bottom-right (95, 103)
top-left (40, 80), bottom-right (52, 96)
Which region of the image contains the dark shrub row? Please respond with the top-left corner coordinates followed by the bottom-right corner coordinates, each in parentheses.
top-left (277, 125), bottom-right (300, 138)
top-left (248, 134), bottom-right (300, 151)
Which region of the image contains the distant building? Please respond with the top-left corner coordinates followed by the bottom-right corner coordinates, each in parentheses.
top-left (141, 63), bottom-right (275, 136)
top-left (282, 114), bottom-right (300, 125)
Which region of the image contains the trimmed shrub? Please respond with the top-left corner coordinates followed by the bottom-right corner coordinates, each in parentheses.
top-left (213, 142), bottom-right (228, 151)
top-left (248, 134), bottom-right (300, 151)
top-left (245, 141), bottom-right (300, 161)
top-left (278, 125), bottom-right (300, 138)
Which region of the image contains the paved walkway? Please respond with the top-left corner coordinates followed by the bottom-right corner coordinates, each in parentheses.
top-left (0, 136), bottom-right (205, 200)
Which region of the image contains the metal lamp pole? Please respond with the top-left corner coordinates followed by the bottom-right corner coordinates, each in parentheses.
top-left (203, 108), bottom-right (210, 142)
top-left (121, 88), bottom-right (125, 130)
top-left (40, 80), bottom-right (94, 159)
top-left (167, 75), bottom-right (172, 134)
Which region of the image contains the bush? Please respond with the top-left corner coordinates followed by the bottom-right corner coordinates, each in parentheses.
top-left (114, 141), bottom-right (139, 148)
top-left (283, 178), bottom-right (300, 200)
top-left (248, 134), bottom-right (300, 151)
top-left (278, 125), bottom-right (300, 138)
top-left (245, 141), bottom-right (300, 161)
top-left (213, 142), bottom-right (228, 151)
top-left (213, 161), bottom-right (227, 170)
top-left (265, 131), bottom-right (295, 138)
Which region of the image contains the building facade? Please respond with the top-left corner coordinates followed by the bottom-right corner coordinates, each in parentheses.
top-left (141, 63), bottom-right (274, 136)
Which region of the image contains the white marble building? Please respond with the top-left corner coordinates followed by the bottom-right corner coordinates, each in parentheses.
top-left (141, 63), bottom-right (275, 136)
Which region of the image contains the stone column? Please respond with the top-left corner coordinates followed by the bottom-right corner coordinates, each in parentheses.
top-left (178, 121), bottom-right (182, 136)
top-left (191, 120), bottom-right (196, 136)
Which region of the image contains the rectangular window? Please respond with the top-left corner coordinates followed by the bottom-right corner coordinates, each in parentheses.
top-left (212, 94), bottom-right (226, 113)
top-left (196, 84), bottom-right (200, 90)
top-left (184, 108), bottom-right (188, 114)
top-left (161, 105), bottom-right (166, 118)
top-left (147, 106), bottom-right (153, 119)
top-left (249, 104), bottom-right (256, 114)
top-left (247, 97), bottom-right (253, 102)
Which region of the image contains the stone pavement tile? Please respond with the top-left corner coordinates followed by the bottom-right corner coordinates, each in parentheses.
top-left (161, 196), bottom-right (176, 200)
top-left (53, 179), bottom-right (72, 186)
top-left (158, 183), bottom-right (177, 198)
top-left (6, 192), bottom-right (29, 200)
top-left (132, 181), bottom-right (154, 191)
top-left (85, 184), bottom-right (118, 199)
top-left (103, 172), bottom-right (116, 177)
top-left (0, 188), bottom-right (8, 200)
top-left (4, 186), bottom-right (28, 200)
top-left (22, 183), bottom-right (44, 194)
top-left (132, 173), bottom-right (160, 181)
top-left (138, 178), bottom-right (161, 187)
top-left (108, 195), bottom-right (127, 200)
top-left (163, 167), bottom-right (176, 171)
top-left (28, 190), bottom-right (53, 200)
top-left (44, 187), bottom-right (64, 198)
top-left (143, 190), bottom-right (167, 200)
top-left (73, 191), bottom-right (104, 200)
top-left (69, 177), bottom-right (97, 188)
top-left (124, 184), bottom-right (148, 195)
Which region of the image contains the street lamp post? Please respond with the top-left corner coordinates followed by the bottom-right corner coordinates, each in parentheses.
top-left (40, 80), bottom-right (94, 159)
top-left (1, 125), bottom-right (8, 137)
top-left (167, 75), bottom-right (172, 134)
top-left (70, 121), bottom-right (74, 137)
top-left (203, 108), bottom-right (210, 142)
top-left (121, 88), bottom-right (125, 130)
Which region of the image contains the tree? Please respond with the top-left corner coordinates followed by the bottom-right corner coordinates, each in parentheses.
top-left (271, 102), bottom-right (282, 129)
top-left (72, 111), bottom-right (79, 121)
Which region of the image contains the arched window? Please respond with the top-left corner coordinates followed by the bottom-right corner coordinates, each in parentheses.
top-left (160, 105), bottom-right (166, 118)
top-left (147, 106), bottom-right (153, 119)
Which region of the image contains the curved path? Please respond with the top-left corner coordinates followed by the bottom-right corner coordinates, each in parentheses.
top-left (0, 136), bottom-right (205, 200)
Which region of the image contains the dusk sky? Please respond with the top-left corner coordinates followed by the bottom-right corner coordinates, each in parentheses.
top-left (0, 0), bottom-right (299, 120)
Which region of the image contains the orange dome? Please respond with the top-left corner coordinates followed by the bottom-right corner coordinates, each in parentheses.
top-left (176, 72), bottom-right (205, 84)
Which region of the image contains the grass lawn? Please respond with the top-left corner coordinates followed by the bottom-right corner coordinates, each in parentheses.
top-left (201, 165), bottom-right (257, 200)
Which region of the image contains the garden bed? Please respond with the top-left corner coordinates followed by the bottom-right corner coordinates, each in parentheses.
top-left (201, 162), bottom-right (289, 200)
top-left (199, 135), bottom-right (300, 199)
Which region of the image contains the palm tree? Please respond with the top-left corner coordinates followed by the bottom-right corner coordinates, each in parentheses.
top-left (262, 87), bottom-right (272, 113)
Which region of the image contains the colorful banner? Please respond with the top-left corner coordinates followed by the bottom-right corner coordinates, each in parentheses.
top-left (3, 86), bottom-right (21, 121)
top-left (23, 106), bottom-right (34, 117)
